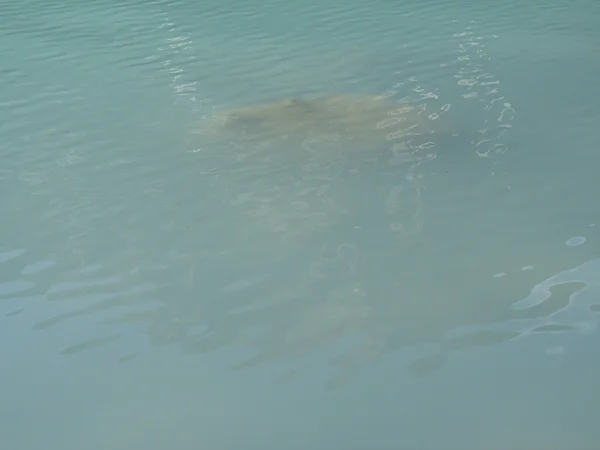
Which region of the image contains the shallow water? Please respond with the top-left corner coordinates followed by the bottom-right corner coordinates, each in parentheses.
top-left (2, 0), bottom-right (600, 449)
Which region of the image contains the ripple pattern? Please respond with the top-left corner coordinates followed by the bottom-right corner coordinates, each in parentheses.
top-left (1, 0), bottom-right (599, 389)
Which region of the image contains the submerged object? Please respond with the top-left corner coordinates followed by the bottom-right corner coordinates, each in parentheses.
top-left (200, 93), bottom-right (452, 154)
top-left (192, 93), bottom-right (455, 251)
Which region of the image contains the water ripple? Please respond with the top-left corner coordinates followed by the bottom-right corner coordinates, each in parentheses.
top-left (1, 0), bottom-right (598, 390)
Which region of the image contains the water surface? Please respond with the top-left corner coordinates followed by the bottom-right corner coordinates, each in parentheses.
top-left (2, 0), bottom-right (600, 449)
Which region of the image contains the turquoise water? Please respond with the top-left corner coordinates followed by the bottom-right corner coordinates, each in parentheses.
top-left (2, 0), bottom-right (600, 448)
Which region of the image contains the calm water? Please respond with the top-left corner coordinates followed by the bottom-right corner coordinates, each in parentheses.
top-left (2, 0), bottom-right (600, 448)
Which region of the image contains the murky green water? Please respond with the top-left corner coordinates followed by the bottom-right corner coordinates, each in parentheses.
top-left (2, 0), bottom-right (600, 448)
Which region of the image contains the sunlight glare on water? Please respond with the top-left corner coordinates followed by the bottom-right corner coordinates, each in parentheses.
top-left (1, 0), bottom-right (600, 449)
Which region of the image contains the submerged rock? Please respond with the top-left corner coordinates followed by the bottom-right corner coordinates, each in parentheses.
top-left (201, 93), bottom-right (451, 153)
top-left (192, 93), bottom-right (455, 254)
